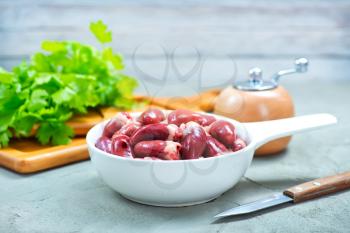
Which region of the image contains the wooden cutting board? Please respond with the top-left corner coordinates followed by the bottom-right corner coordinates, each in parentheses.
top-left (0, 89), bottom-right (219, 173)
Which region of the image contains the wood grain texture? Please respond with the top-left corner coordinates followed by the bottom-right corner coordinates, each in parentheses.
top-left (146, 89), bottom-right (220, 111)
top-left (284, 171), bottom-right (350, 203)
top-left (1, 0), bottom-right (350, 59)
top-left (0, 138), bottom-right (88, 174)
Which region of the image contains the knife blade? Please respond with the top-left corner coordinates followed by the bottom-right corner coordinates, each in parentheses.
top-left (215, 171), bottom-right (350, 219)
top-left (214, 193), bottom-right (292, 218)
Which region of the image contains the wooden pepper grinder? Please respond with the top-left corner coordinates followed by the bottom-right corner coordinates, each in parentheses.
top-left (214, 58), bottom-right (309, 156)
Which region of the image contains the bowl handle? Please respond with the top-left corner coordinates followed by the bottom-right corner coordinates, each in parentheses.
top-left (243, 113), bottom-right (337, 149)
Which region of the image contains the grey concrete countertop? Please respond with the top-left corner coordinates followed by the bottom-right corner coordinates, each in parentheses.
top-left (1, 80), bottom-right (350, 233)
top-left (1, 1), bottom-right (350, 232)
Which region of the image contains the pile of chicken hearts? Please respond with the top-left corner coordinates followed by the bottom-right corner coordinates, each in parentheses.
top-left (95, 109), bottom-right (247, 160)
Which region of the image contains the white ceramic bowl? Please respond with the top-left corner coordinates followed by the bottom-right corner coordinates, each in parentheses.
top-left (86, 112), bottom-right (336, 207)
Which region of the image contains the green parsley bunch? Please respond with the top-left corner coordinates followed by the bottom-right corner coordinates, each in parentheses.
top-left (0, 21), bottom-right (138, 147)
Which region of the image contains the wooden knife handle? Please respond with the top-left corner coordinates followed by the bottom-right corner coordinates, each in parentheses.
top-left (283, 171), bottom-right (350, 203)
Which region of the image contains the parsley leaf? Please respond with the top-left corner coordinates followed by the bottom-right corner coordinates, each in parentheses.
top-left (0, 68), bottom-right (13, 84)
top-left (90, 20), bottom-right (112, 44)
top-left (36, 122), bottom-right (74, 145)
top-left (0, 130), bottom-right (12, 148)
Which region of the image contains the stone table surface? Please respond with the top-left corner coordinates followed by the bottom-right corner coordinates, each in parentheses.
top-left (1, 80), bottom-right (350, 233)
top-left (1, 0), bottom-right (350, 232)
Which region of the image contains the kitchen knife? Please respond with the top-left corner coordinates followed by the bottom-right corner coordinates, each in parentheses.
top-left (215, 171), bottom-right (350, 218)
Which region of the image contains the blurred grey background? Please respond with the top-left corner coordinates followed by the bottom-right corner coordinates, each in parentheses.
top-left (1, 0), bottom-right (350, 96)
